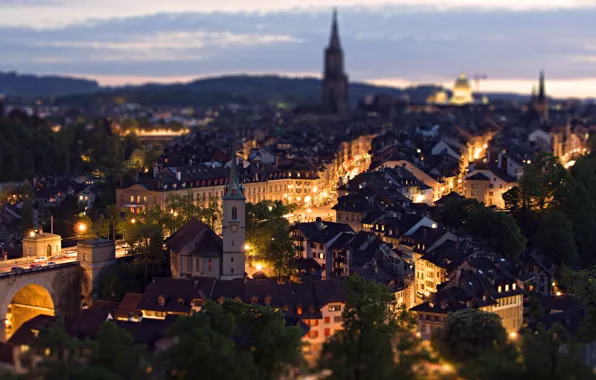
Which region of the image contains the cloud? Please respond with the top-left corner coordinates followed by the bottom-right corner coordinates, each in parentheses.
top-left (0, 7), bottom-right (595, 96)
top-left (0, 1), bottom-right (594, 28)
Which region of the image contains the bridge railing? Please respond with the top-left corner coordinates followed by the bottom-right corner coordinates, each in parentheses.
top-left (0, 261), bottom-right (79, 279)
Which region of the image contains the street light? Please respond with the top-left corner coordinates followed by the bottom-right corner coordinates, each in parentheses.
top-left (29, 230), bottom-right (36, 238)
top-left (75, 222), bottom-right (87, 234)
top-left (244, 244), bottom-right (250, 251)
top-left (130, 218), bottom-right (136, 224)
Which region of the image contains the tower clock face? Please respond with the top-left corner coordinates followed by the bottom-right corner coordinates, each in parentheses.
top-left (230, 223), bottom-right (239, 233)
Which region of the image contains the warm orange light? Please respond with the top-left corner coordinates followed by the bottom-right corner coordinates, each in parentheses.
top-left (130, 218), bottom-right (136, 224)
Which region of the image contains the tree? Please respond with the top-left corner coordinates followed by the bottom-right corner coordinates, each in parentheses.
top-left (431, 309), bottom-right (509, 364)
top-left (521, 323), bottom-right (596, 380)
top-left (532, 210), bottom-right (578, 267)
top-left (320, 276), bottom-right (431, 380)
top-left (517, 153), bottom-right (568, 211)
top-left (28, 319), bottom-right (147, 380)
top-left (502, 186), bottom-right (522, 212)
top-left (89, 322), bottom-right (147, 380)
top-left (465, 207), bottom-right (526, 260)
top-left (159, 300), bottom-right (302, 380)
top-left (439, 197), bottom-right (481, 231)
top-left (245, 201), bottom-right (297, 276)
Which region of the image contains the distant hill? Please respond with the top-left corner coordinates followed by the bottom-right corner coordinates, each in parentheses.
top-left (53, 75), bottom-right (425, 108)
top-left (1, 71), bottom-right (531, 106)
top-left (0, 72), bottom-right (99, 98)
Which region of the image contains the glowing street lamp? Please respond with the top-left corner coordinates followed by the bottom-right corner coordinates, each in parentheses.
top-left (244, 244), bottom-right (250, 251)
top-left (76, 223), bottom-right (87, 235)
top-left (29, 230), bottom-right (36, 238)
top-left (130, 218), bottom-right (136, 224)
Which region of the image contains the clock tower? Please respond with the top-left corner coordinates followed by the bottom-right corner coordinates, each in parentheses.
top-left (221, 141), bottom-right (246, 279)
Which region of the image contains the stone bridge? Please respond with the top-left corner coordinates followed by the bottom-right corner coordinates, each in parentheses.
top-left (0, 263), bottom-right (82, 342)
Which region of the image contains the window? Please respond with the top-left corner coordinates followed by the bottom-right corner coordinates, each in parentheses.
top-left (309, 330), bottom-right (319, 339)
top-left (231, 257), bottom-right (234, 262)
top-left (153, 197), bottom-right (157, 204)
top-left (208, 259), bottom-right (213, 272)
top-left (79, 195), bottom-right (83, 200)
top-left (489, 192), bottom-right (494, 196)
top-left (178, 298), bottom-right (184, 306)
top-left (231, 268), bottom-right (234, 273)
top-left (324, 328), bottom-right (331, 337)
top-left (158, 296), bottom-right (165, 306)
top-left (130, 195), bottom-right (134, 203)
top-left (328, 305), bottom-right (342, 312)
top-left (297, 306), bottom-right (303, 315)
top-left (232, 206), bottom-right (237, 220)
top-left (318, 253), bottom-right (325, 260)
top-left (82, 253), bottom-right (87, 262)
top-left (334, 316), bottom-right (342, 323)
top-left (251, 297), bottom-right (258, 305)
top-left (196, 259), bottom-right (200, 272)
top-left (324, 317), bottom-right (330, 324)
top-left (489, 184), bottom-right (494, 189)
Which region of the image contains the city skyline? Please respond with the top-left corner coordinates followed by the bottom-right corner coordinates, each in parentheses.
top-left (1, 1), bottom-right (596, 97)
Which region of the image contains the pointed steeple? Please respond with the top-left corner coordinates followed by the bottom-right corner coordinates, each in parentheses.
top-left (328, 8), bottom-right (342, 50)
top-left (224, 112), bottom-right (245, 200)
top-left (538, 70), bottom-right (546, 101)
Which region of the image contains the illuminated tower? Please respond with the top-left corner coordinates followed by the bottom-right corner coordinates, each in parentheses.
top-left (322, 8), bottom-right (349, 117)
top-left (221, 138), bottom-right (246, 280)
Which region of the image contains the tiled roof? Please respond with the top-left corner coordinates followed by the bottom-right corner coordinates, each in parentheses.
top-left (115, 293), bottom-right (144, 320)
top-left (138, 278), bottom-right (195, 313)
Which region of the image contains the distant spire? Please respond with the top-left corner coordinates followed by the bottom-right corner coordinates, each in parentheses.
top-left (538, 70), bottom-right (546, 101)
top-left (328, 8), bottom-right (342, 50)
top-left (224, 111), bottom-right (245, 200)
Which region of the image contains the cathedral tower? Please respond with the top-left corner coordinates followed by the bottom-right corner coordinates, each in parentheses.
top-left (221, 138), bottom-right (246, 279)
top-left (534, 70), bottom-right (549, 122)
top-left (322, 8), bottom-right (349, 117)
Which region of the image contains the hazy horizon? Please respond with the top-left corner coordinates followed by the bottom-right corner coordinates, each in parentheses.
top-left (1, 1), bottom-right (596, 98)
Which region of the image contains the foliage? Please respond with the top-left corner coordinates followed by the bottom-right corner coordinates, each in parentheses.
top-left (431, 309), bottom-right (509, 364)
top-left (245, 200), bottom-right (297, 277)
top-left (162, 191), bottom-right (221, 233)
top-left (517, 153), bottom-right (568, 211)
top-left (563, 266), bottom-right (596, 339)
top-left (27, 319), bottom-right (146, 380)
top-left (0, 113), bottom-right (147, 183)
top-left (320, 275), bottom-right (431, 380)
top-left (531, 210), bottom-right (578, 267)
top-left (158, 300), bottom-right (303, 380)
top-left (464, 207), bottom-right (526, 260)
top-left (439, 197), bottom-right (481, 231)
top-left (520, 323), bottom-right (596, 379)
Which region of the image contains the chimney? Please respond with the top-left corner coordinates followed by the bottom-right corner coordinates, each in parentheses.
top-left (315, 217), bottom-right (323, 231)
top-left (176, 170), bottom-right (181, 182)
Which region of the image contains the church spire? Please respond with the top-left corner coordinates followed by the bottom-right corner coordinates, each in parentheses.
top-left (224, 112), bottom-right (244, 200)
top-left (538, 70), bottom-right (546, 101)
top-left (328, 8), bottom-right (341, 50)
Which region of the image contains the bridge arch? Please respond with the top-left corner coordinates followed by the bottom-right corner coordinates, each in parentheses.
top-left (0, 276), bottom-right (57, 342)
